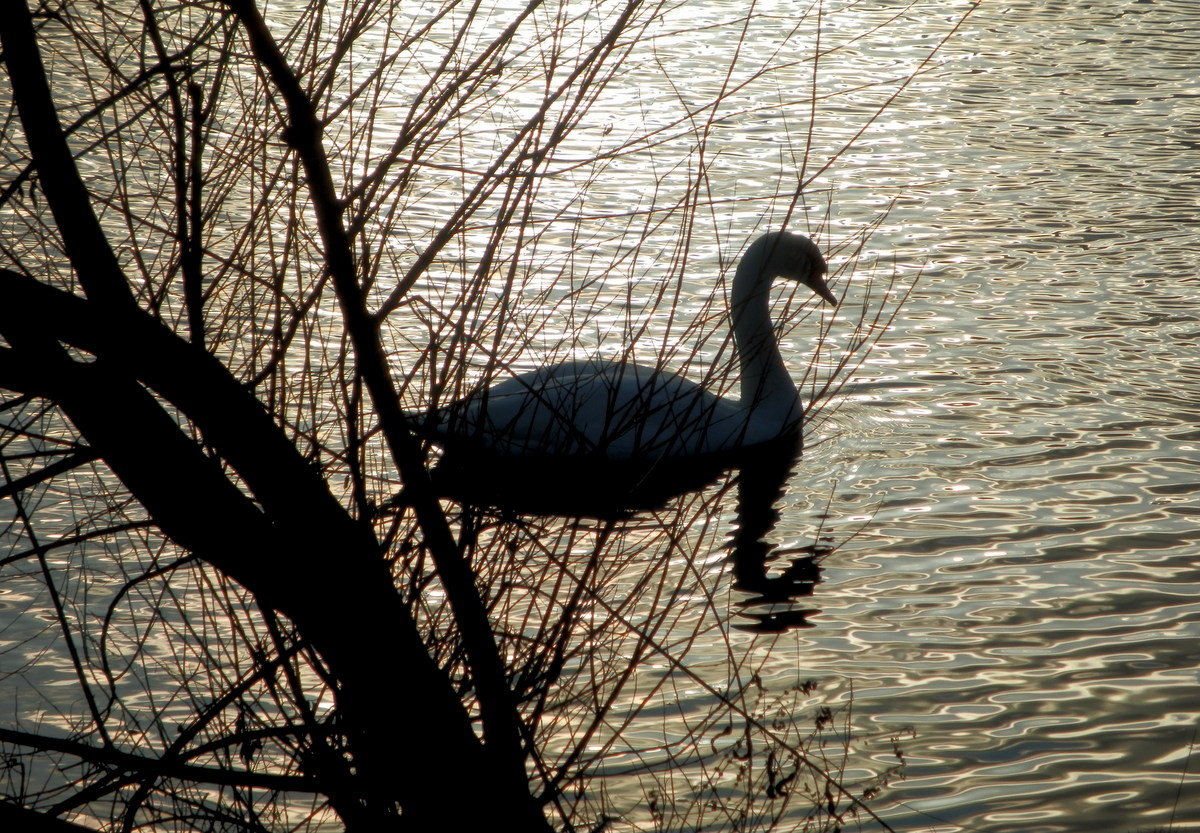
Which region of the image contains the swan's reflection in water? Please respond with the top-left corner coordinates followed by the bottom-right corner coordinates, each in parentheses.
top-left (728, 435), bottom-right (828, 632)
top-left (424, 428), bottom-right (829, 635)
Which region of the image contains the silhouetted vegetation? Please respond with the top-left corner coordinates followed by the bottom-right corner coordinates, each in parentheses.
top-left (0, 1), bottom-right (968, 830)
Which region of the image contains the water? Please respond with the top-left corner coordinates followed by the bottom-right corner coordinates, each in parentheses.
top-left (397, 0), bottom-right (1200, 827)
top-left (768, 1), bottom-right (1200, 829)
top-left (3, 0), bottom-right (1198, 830)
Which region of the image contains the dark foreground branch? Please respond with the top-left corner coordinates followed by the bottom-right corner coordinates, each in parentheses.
top-left (0, 804), bottom-right (98, 833)
top-left (0, 727), bottom-right (319, 793)
top-left (0, 277), bottom-right (508, 829)
top-left (220, 4), bottom-right (546, 828)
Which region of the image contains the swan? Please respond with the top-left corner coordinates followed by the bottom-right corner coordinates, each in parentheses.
top-left (414, 231), bottom-right (835, 515)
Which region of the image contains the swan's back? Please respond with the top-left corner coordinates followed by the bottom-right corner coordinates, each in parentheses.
top-left (432, 359), bottom-right (774, 462)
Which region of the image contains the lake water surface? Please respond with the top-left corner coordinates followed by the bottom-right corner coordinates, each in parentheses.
top-left (386, 0), bottom-right (1200, 829)
top-left (766, 1), bottom-right (1200, 830)
top-left (4, 0), bottom-right (1197, 830)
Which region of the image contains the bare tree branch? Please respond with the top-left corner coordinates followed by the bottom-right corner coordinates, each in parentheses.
top-left (0, 727), bottom-right (319, 793)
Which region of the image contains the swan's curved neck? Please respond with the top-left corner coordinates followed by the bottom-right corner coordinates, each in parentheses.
top-left (730, 238), bottom-right (800, 421)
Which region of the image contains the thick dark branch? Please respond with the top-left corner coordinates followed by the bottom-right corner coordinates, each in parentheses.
top-left (0, 325), bottom-right (278, 590)
top-left (0, 344), bottom-right (50, 401)
top-left (0, 726), bottom-right (319, 793)
top-left (0, 3), bottom-right (134, 311)
top-left (0, 804), bottom-right (98, 833)
top-left (0, 300), bottom-right (492, 830)
top-left (183, 80), bottom-right (207, 346)
top-left (0, 37), bottom-right (214, 214)
top-left (0, 3), bottom-right (540, 825)
top-left (0, 269), bottom-right (364, 561)
top-left (221, 3), bottom-right (542, 821)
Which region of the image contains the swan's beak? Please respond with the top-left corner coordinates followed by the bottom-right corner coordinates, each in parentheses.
top-left (812, 275), bottom-right (838, 307)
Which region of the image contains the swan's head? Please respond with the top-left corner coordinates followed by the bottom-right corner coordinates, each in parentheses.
top-left (758, 231), bottom-right (837, 306)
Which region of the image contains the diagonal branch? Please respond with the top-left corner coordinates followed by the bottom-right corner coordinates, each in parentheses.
top-left (0, 295), bottom-right (489, 829)
top-left (0, 803), bottom-right (103, 833)
top-left (0, 2), bottom-right (134, 311)
top-left (0, 726), bottom-right (319, 793)
top-left (220, 5), bottom-right (545, 824)
top-left (0, 449), bottom-right (98, 501)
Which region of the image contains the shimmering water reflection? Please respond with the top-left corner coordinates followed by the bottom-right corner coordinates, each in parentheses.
top-left (767, 1), bottom-right (1200, 830)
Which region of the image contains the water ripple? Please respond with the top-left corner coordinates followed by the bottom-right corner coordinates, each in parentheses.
top-left (764, 2), bottom-right (1200, 828)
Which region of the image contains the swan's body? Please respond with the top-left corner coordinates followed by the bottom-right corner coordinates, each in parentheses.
top-left (419, 231), bottom-right (834, 515)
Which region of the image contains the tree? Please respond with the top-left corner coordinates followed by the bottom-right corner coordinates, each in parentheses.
top-left (0, 0), bottom-right (970, 830)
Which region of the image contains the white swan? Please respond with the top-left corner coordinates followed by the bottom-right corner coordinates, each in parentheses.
top-left (417, 231), bottom-right (835, 514)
